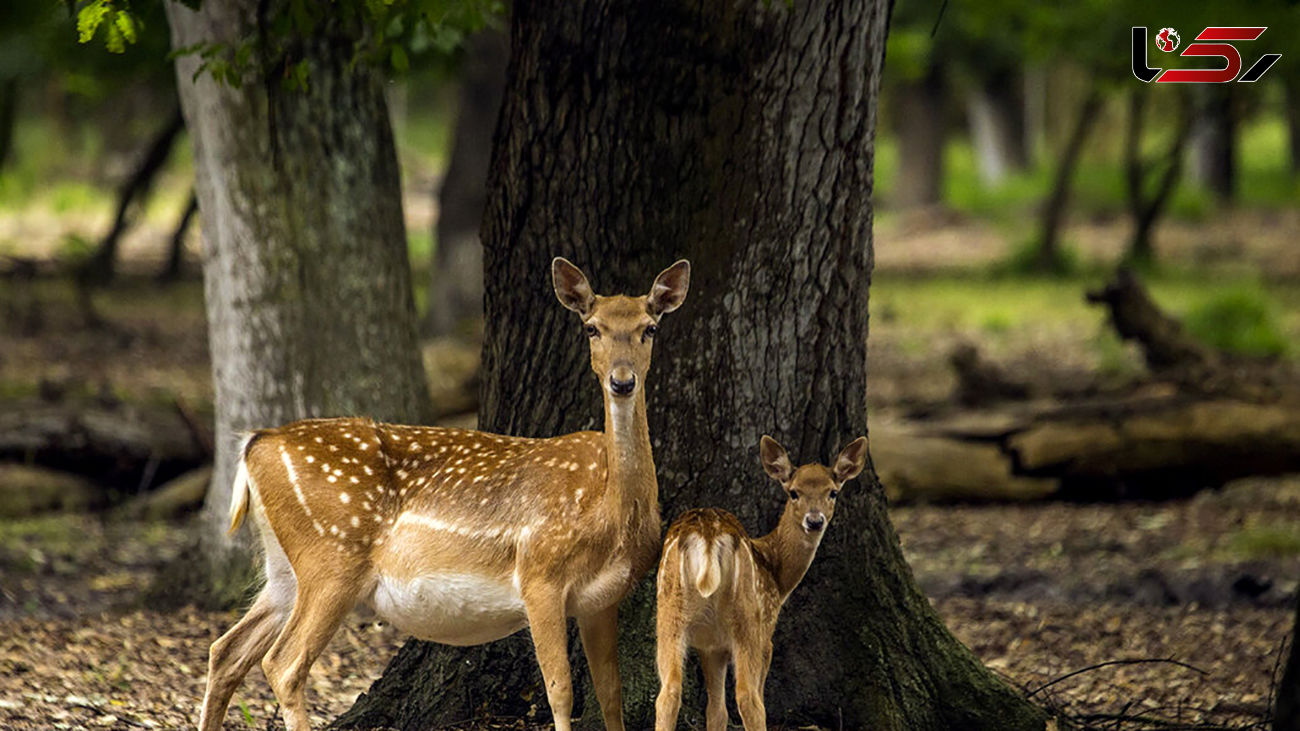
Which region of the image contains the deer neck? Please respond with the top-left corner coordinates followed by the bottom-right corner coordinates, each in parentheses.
top-left (754, 507), bottom-right (823, 600)
top-left (601, 389), bottom-right (658, 524)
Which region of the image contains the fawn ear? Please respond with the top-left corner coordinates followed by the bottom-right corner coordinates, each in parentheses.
top-left (832, 437), bottom-right (869, 484)
top-left (553, 257), bottom-right (596, 316)
top-left (759, 435), bottom-right (793, 484)
top-left (647, 260), bottom-right (690, 316)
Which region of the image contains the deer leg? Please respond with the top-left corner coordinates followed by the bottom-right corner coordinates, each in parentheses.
top-left (261, 574), bottom-right (360, 731)
top-left (699, 650), bottom-right (730, 731)
top-left (733, 641), bottom-right (767, 731)
top-left (577, 603), bottom-right (625, 731)
top-left (653, 593), bottom-right (687, 731)
top-left (524, 588), bottom-right (574, 731)
top-left (199, 591), bottom-right (288, 731)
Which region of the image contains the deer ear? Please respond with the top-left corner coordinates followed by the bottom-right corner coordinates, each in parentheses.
top-left (553, 257), bottom-right (595, 316)
top-left (759, 435), bottom-right (793, 484)
top-left (832, 436), bottom-right (869, 484)
top-left (647, 259), bottom-right (690, 316)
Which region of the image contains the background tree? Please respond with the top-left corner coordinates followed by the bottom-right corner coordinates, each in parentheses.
top-left (164, 0), bottom-right (435, 597)
top-left (337, 1), bottom-right (1049, 729)
top-left (424, 27), bottom-right (508, 336)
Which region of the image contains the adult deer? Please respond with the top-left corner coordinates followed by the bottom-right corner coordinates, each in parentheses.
top-left (198, 258), bottom-right (690, 731)
top-left (653, 434), bottom-right (868, 731)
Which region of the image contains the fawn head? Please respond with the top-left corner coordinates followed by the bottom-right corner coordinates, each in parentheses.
top-left (552, 258), bottom-right (690, 400)
top-left (760, 435), bottom-right (869, 534)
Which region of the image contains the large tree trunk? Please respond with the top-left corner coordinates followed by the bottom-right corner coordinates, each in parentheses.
top-left (892, 63), bottom-right (947, 209)
top-left (165, 0), bottom-right (434, 599)
top-left (1278, 599), bottom-right (1300, 731)
top-left (967, 70), bottom-right (1029, 185)
top-left (1285, 77), bottom-right (1300, 179)
top-left (424, 29), bottom-right (509, 337)
top-left (1124, 90), bottom-right (1191, 265)
top-left (338, 1), bottom-right (1047, 729)
top-left (0, 77), bottom-right (17, 171)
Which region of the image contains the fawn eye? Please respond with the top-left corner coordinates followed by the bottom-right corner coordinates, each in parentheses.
top-left (789, 489), bottom-right (799, 500)
top-left (642, 324), bottom-right (658, 342)
top-left (585, 324), bottom-right (599, 338)
top-left (829, 490), bottom-right (839, 500)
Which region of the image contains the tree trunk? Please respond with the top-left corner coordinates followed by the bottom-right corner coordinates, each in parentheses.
top-left (158, 189), bottom-right (199, 282)
top-left (338, 2), bottom-right (1047, 729)
top-left (0, 77), bottom-right (17, 171)
top-left (84, 106), bottom-right (185, 285)
top-left (164, 0), bottom-right (434, 600)
top-left (1188, 85), bottom-right (1236, 202)
top-left (1124, 91), bottom-right (1191, 265)
top-left (1285, 77), bottom-right (1300, 179)
top-left (424, 29), bottom-right (509, 337)
top-left (1278, 599), bottom-right (1300, 731)
top-left (892, 63), bottom-right (947, 209)
top-left (1035, 88), bottom-right (1102, 273)
top-left (967, 71), bottom-right (1028, 185)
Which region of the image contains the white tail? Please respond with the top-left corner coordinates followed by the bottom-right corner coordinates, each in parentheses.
top-left (654, 435), bottom-right (868, 731)
top-left (198, 259), bottom-right (691, 731)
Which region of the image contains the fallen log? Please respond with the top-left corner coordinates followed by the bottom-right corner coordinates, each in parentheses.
top-left (0, 400), bottom-right (209, 493)
top-left (877, 271), bottom-right (1300, 502)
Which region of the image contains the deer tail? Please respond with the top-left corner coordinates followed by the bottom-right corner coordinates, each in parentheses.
top-left (684, 534), bottom-right (727, 599)
top-left (227, 433), bottom-right (260, 536)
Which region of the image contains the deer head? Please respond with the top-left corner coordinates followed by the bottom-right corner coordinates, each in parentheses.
top-left (760, 435), bottom-right (868, 535)
top-left (552, 258), bottom-right (690, 400)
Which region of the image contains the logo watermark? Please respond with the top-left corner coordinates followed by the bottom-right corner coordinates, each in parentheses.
top-left (1132, 26), bottom-right (1281, 83)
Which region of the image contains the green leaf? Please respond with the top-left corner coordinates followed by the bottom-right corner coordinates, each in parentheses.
top-left (113, 10), bottom-right (137, 45)
top-left (76, 0), bottom-right (110, 44)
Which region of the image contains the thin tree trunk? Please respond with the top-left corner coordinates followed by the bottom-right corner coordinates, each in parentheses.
top-left (0, 78), bottom-right (17, 171)
top-left (967, 70), bottom-right (1028, 185)
top-left (893, 63), bottom-right (947, 209)
top-left (84, 106), bottom-right (185, 285)
top-left (158, 189), bottom-right (198, 282)
top-left (1285, 77), bottom-right (1300, 178)
top-left (1124, 90), bottom-right (1192, 265)
top-left (164, 0), bottom-right (434, 601)
top-left (339, 1), bottom-right (1047, 729)
top-left (1189, 85), bottom-right (1236, 202)
top-left (1036, 88), bottom-right (1102, 272)
top-left (424, 29), bottom-right (508, 337)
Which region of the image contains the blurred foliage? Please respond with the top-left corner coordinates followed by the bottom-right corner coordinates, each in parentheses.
top-left (73, 0), bottom-right (504, 86)
top-left (1183, 287), bottom-right (1290, 358)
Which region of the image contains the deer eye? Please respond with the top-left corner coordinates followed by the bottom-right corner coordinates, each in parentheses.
top-left (829, 490), bottom-right (839, 500)
top-left (789, 489), bottom-right (799, 500)
top-left (642, 324), bottom-right (658, 342)
top-left (585, 324), bottom-right (599, 338)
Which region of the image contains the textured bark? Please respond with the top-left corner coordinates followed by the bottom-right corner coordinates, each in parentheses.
top-left (424, 29), bottom-right (509, 337)
top-left (892, 64), bottom-right (947, 208)
top-left (1287, 78), bottom-right (1300, 178)
top-left (967, 72), bottom-right (1028, 185)
top-left (1035, 88), bottom-right (1102, 272)
top-left (339, 1), bottom-right (1047, 730)
top-left (165, 0), bottom-right (434, 594)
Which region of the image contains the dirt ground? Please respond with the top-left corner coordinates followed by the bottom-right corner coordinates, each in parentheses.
top-left (1, 474), bottom-right (1295, 730)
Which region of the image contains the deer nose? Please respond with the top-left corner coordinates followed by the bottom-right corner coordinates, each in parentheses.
top-left (803, 514), bottom-right (826, 533)
top-left (609, 373), bottom-right (637, 396)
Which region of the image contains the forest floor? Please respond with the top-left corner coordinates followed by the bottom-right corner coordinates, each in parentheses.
top-left (0, 477), bottom-right (1296, 730)
top-left (2, 206), bottom-right (1299, 729)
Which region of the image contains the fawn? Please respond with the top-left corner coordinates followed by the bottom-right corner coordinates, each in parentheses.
top-left (654, 434), bottom-right (869, 731)
top-left (198, 257), bottom-right (690, 731)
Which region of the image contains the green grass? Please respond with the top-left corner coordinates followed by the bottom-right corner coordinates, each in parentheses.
top-left (874, 108), bottom-right (1298, 219)
top-left (1183, 286), bottom-right (1290, 358)
top-left (1225, 525), bottom-right (1300, 559)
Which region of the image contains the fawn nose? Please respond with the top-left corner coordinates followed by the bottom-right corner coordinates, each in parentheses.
top-left (609, 373), bottom-right (637, 396)
top-left (803, 513), bottom-right (826, 533)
